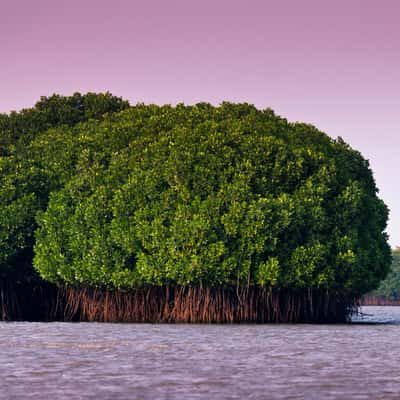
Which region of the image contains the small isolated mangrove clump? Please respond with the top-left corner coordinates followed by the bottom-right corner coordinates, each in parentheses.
top-left (0, 95), bottom-right (392, 322)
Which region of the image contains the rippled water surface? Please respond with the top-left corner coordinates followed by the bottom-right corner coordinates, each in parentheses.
top-left (1, 306), bottom-right (400, 399)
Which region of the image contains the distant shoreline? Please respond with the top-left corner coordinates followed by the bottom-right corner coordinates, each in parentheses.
top-left (361, 295), bottom-right (400, 306)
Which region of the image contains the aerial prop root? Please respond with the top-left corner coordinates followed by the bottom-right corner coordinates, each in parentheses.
top-left (57, 285), bottom-right (354, 323)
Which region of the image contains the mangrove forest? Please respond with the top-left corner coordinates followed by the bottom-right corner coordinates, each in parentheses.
top-left (0, 93), bottom-right (392, 322)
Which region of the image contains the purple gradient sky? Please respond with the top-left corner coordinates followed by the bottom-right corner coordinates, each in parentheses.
top-left (1, 0), bottom-right (399, 246)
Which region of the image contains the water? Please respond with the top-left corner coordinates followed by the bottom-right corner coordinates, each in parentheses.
top-left (0, 306), bottom-right (399, 399)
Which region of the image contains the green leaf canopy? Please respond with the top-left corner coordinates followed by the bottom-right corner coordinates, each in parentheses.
top-left (28, 102), bottom-right (390, 296)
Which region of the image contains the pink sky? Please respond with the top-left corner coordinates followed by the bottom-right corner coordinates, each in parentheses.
top-left (1, 0), bottom-right (399, 246)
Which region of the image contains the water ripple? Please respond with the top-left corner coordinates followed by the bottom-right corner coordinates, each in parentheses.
top-left (0, 306), bottom-right (399, 399)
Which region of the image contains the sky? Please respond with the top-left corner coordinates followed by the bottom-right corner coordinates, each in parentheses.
top-left (1, 0), bottom-right (399, 246)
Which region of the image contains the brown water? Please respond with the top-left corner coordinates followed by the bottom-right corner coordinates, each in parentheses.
top-left (0, 306), bottom-right (399, 399)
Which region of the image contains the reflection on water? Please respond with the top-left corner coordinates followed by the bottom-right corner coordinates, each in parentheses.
top-left (0, 306), bottom-right (399, 399)
top-left (352, 306), bottom-right (400, 324)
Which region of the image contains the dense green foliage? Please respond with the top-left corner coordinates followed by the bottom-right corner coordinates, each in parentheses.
top-left (0, 93), bottom-right (129, 281)
top-left (371, 248), bottom-right (400, 299)
top-left (13, 100), bottom-right (388, 296)
top-left (0, 92), bottom-right (129, 154)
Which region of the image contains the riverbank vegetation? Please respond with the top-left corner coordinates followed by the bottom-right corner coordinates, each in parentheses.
top-left (362, 248), bottom-right (400, 305)
top-left (0, 93), bottom-right (392, 322)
